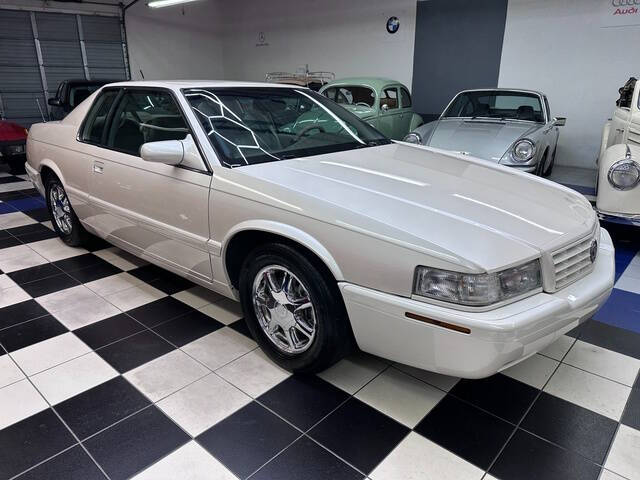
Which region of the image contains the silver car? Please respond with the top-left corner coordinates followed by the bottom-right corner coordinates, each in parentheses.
top-left (404, 89), bottom-right (566, 177)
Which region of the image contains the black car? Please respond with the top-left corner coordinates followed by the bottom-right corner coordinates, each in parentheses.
top-left (48, 79), bottom-right (117, 120)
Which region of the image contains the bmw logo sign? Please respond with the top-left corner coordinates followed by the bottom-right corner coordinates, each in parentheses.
top-left (590, 240), bottom-right (598, 263)
top-left (386, 16), bottom-right (400, 34)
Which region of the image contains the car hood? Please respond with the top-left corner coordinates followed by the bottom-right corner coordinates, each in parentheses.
top-left (0, 121), bottom-right (27, 142)
top-left (234, 143), bottom-right (596, 271)
top-left (422, 118), bottom-right (540, 162)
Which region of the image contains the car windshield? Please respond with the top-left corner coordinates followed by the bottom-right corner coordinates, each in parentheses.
top-left (443, 91), bottom-right (545, 123)
top-left (184, 87), bottom-right (390, 167)
top-left (322, 86), bottom-right (376, 108)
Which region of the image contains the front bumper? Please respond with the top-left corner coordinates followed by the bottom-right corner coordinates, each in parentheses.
top-left (597, 209), bottom-right (640, 227)
top-left (340, 228), bottom-right (615, 379)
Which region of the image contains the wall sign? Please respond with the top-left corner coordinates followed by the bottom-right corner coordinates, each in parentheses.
top-left (256, 31), bottom-right (269, 47)
top-left (386, 16), bottom-right (400, 34)
top-left (602, 0), bottom-right (640, 27)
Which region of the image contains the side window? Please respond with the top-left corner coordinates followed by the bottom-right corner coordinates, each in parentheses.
top-left (107, 90), bottom-right (188, 157)
top-left (81, 90), bottom-right (119, 145)
top-left (380, 87), bottom-right (399, 110)
top-left (400, 88), bottom-right (412, 108)
top-left (543, 96), bottom-right (551, 121)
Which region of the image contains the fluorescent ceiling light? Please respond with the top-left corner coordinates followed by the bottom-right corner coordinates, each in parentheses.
top-left (148, 0), bottom-right (203, 8)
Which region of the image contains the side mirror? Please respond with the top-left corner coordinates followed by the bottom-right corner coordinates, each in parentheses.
top-left (48, 98), bottom-right (62, 107)
top-left (554, 117), bottom-right (566, 126)
top-left (381, 103), bottom-right (389, 112)
top-left (140, 140), bottom-right (184, 165)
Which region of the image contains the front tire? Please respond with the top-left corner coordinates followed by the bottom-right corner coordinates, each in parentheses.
top-left (44, 175), bottom-right (89, 247)
top-left (239, 243), bottom-right (352, 373)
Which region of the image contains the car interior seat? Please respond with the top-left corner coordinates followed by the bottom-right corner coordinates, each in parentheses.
top-left (516, 105), bottom-right (536, 121)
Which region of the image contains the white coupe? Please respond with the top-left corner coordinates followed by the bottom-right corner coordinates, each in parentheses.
top-left (25, 81), bottom-right (614, 378)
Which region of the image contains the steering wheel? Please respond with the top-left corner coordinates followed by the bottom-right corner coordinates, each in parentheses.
top-left (355, 102), bottom-right (370, 108)
top-left (294, 124), bottom-right (326, 142)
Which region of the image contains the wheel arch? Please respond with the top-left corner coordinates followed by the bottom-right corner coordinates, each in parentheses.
top-left (39, 159), bottom-right (65, 187)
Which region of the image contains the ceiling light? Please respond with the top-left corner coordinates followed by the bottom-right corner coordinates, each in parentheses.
top-left (148, 0), bottom-right (203, 8)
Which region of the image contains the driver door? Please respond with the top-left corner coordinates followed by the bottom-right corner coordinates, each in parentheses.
top-left (85, 88), bottom-right (213, 283)
top-left (378, 86), bottom-right (403, 139)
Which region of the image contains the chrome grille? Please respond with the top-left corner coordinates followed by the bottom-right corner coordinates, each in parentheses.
top-left (552, 234), bottom-right (596, 291)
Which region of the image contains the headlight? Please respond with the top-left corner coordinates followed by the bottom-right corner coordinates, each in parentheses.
top-left (512, 139), bottom-right (535, 162)
top-left (413, 260), bottom-right (542, 306)
top-left (403, 132), bottom-right (422, 144)
top-left (608, 159), bottom-right (640, 190)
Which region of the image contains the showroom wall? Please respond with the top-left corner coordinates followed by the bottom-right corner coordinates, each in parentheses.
top-left (498, 0), bottom-right (640, 168)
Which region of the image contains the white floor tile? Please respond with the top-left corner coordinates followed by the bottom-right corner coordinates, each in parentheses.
top-left (36, 285), bottom-right (98, 314)
top-left (502, 354), bottom-right (559, 389)
top-left (131, 441), bottom-right (237, 480)
top-left (84, 272), bottom-right (144, 297)
top-left (370, 431), bottom-right (484, 480)
top-left (393, 363), bottom-right (460, 392)
top-left (124, 350), bottom-right (209, 402)
top-left (318, 352), bottom-right (388, 395)
top-left (0, 285), bottom-right (30, 308)
top-left (0, 273), bottom-right (18, 291)
top-left (564, 340), bottom-right (640, 387)
top-left (183, 327), bottom-right (256, 371)
top-left (30, 352), bottom-right (117, 405)
top-left (28, 238), bottom-right (88, 261)
top-left (103, 283), bottom-right (165, 311)
top-left (0, 211), bottom-right (36, 229)
top-left (599, 469), bottom-right (628, 480)
top-left (41, 221), bottom-right (53, 231)
top-left (605, 425), bottom-right (640, 480)
top-left (0, 379), bottom-right (48, 429)
top-left (51, 295), bottom-right (120, 330)
top-left (198, 298), bottom-right (243, 324)
top-left (11, 332), bottom-right (92, 376)
top-left (157, 373), bottom-right (250, 436)
top-left (614, 275), bottom-right (640, 295)
top-left (0, 244), bottom-right (48, 272)
top-left (544, 364), bottom-right (631, 420)
top-left (0, 355), bottom-right (25, 388)
top-left (172, 286), bottom-right (224, 309)
top-left (93, 247), bottom-right (148, 271)
top-left (539, 335), bottom-right (576, 361)
top-left (356, 368), bottom-right (446, 428)
top-left (216, 348), bottom-right (290, 398)
top-left (0, 181), bottom-right (33, 192)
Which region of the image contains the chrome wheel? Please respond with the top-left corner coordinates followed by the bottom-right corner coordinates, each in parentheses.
top-left (252, 265), bottom-right (317, 354)
top-left (49, 184), bottom-right (72, 234)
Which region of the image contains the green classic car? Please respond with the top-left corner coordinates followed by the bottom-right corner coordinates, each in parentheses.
top-left (319, 77), bottom-right (423, 139)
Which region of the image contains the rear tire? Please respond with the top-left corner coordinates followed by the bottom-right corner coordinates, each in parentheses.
top-left (239, 243), bottom-right (352, 373)
top-left (44, 175), bottom-right (89, 247)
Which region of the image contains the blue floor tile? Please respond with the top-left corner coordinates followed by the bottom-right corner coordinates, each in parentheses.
top-left (6, 197), bottom-right (46, 212)
top-left (593, 288), bottom-right (640, 334)
top-left (0, 203), bottom-right (17, 214)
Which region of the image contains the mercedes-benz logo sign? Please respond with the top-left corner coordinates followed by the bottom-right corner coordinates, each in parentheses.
top-left (590, 240), bottom-right (598, 263)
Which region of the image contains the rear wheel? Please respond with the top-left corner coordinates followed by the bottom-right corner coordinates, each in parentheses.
top-left (44, 175), bottom-right (89, 247)
top-left (239, 243), bottom-right (352, 373)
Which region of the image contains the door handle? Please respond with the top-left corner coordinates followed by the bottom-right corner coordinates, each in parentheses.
top-left (93, 162), bottom-right (104, 174)
top-left (616, 128), bottom-right (625, 133)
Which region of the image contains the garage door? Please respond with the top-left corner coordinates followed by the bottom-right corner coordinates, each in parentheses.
top-left (0, 8), bottom-right (129, 127)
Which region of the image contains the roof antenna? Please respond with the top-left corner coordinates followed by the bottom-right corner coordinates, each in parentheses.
top-left (139, 69), bottom-right (145, 80)
top-left (35, 98), bottom-right (47, 123)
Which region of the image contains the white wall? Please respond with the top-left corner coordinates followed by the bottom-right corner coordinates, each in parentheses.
top-left (125, 0), bottom-right (225, 80)
top-left (218, 0), bottom-right (417, 88)
top-left (499, 0), bottom-right (640, 169)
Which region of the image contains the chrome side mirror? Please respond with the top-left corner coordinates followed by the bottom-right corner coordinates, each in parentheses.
top-left (381, 103), bottom-right (389, 112)
top-left (554, 117), bottom-right (566, 127)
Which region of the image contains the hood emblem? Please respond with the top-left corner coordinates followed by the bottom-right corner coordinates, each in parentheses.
top-left (589, 240), bottom-right (598, 263)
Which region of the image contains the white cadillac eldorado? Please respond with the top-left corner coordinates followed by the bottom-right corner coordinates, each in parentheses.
top-left (25, 81), bottom-right (614, 378)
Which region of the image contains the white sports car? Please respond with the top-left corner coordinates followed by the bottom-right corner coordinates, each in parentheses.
top-left (25, 80), bottom-right (614, 378)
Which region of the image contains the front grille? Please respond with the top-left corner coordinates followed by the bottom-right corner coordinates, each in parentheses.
top-left (552, 234), bottom-right (596, 290)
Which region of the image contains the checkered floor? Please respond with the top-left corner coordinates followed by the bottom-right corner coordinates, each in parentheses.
top-left (1, 169), bottom-right (640, 480)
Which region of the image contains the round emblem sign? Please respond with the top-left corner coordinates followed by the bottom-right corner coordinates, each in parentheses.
top-left (590, 240), bottom-right (598, 263)
top-left (386, 16), bottom-right (400, 34)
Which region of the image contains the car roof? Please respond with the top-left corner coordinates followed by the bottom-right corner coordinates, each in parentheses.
top-left (103, 80), bottom-right (304, 90)
top-left (321, 77), bottom-right (406, 91)
top-left (458, 88), bottom-right (545, 96)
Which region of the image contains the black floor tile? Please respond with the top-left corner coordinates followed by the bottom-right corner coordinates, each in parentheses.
top-left (5, 223), bottom-right (50, 237)
top-left (127, 264), bottom-right (168, 283)
top-left (67, 262), bottom-right (122, 284)
top-left (56, 377), bottom-right (151, 440)
top-left (0, 236), bottom-right (21, 249)
top-left (578, 320), bottom-right (640, 360)
top-left (490, 429), bottom-right (601, 480)
top-left (0, 315), bottom-right (67, 352)
top-left (197, 401), bottom-right (300, 479)
top-left (252, 436), bottom-right (364, 480)
top-left (309, 398), bottom-right (409, 474)
top-left (0, 176), bottom-right (22, 184)
top-left (85, 236), bottom-right (112, 252)
top-left (8, 263), bottom-right (61, 285)
top-left (152, 309), bottom-right (223, 347)
top-left (16, 229), bottom-right (58, 244)
top-left (25, 208), bottom-right (50, 222)
top-left (19, 272), bottom-right (80, 297)
top-left (74, 313), bottom-right (145, 350)
top-left (95, 330), bottom-right (175, 373)
top-left (258, 375), bottom-right (349, 430)
top-left (148, 274), bottom-right (195, 295)
top-left (450, 374), bottom-right (538, 424)
top-left (414, 394), bottom-right (514, 470)
top-left (622, 387), bottom-right (640, 430)
top-left (0, 409), bottom-right (76, 479)
top-left (52, 253), bottom-right (105, 272)
top-left (15, 445), bottom-right (106, 480)
top-left (0, 191), bottom-right (27, 201)
top-left (125, 296), bottom-right (197, 328)
top-left (83, 406), bottom-right (189, 480)
top-left (0, 300), bottom-right (49, 330)
top-left (229, 318), bottom-right (253, 339)
top-left (521, 392), bottom-right (617, 464)
top-left (0, 229), bottom-right (10, 239)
